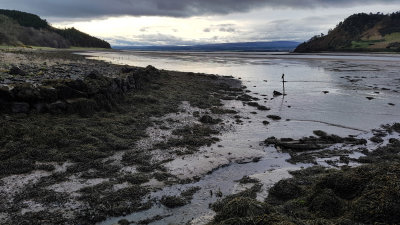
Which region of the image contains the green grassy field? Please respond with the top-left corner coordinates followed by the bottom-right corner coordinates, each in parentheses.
top-left (350, 40), bottom-right (382, 49)
top-left (384, 32), bottom-right (400, 42)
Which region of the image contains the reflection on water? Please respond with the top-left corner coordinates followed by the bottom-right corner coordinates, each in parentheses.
top-left (81, 51), bottom-right (400, 225)
top-left (81, 51), bottom-right (400, 138)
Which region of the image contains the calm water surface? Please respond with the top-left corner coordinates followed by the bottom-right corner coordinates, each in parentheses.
top-left (80, 51), bottom-right (400, 224)
top-left (82, 51), bottom-right (400, 138)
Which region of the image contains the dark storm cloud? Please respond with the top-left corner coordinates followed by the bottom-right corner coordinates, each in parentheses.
top-left (1, 0), bottom-right (397, 19)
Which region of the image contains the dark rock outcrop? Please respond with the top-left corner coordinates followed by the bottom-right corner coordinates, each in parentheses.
top-left (0, 65), bottom-right (161, 115)
top-left (9, 66), bottom-right (27, 76)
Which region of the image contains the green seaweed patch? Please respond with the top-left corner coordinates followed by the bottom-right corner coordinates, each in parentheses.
top-left (267, 115), bottom-right (281, 120)
top-left (181, 186), bottom-right (201, 201)
top-left (247, 102), bottom-right (260, 107)
top-left (257, 105), bottom-right (270, 111)
top-left (268, 178), bottom-right (304, 201)
top-left (122, 151), bottom-right (152, 166)
top-left (117, 173), bottom-right (150, 185)
top-left (211, 183), bottom-right (263, 212)
top-left (213, 197), bottom-right (274, 223)
top-left (268, 163), bottom-right (400, 224)
top-left (137, 214), bottom-right (171, 224)
top-left (236, 175), bottom-right (260, 184)
top-left (199, 115), bottom-right (222, 124)
top-left (156, 124), bottom-right (220, 151)
top-left (313, 130), bottom-right (327, 137)
top-left (67, 160), bottom-right (121, 179)
top-left (210, 107), bottom-right (238, 114)
top-left (210, 148), bottom-right (400, 224)
top-left (237, 94), bottom-right (259, 102)
top-left (357, 137), bottom-right (400, 163)
top-left (153, 172), bottom-right (175, 182)
top-left (78, 182), bottom-right (151, 222)
top-left (160, 195), bottom-right (187, 208)
top-left (173, 124), bottom-right (219, 136)
top-left (370, 136), bottom-right (384, 143)
top-left (0, 50), bottom-right (244, 224)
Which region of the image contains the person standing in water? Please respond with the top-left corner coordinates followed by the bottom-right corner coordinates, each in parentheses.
top-left (282, 73), bottom-right (285, 83)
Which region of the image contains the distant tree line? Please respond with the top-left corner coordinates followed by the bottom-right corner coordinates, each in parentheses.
top-left (380, 11), bottom-right (400, 36)
top-left (294, 12), bottom-right (400, 52)
top-left (336, 13), bottom-right (386, 36)
top-left (304, 12), bottom-right (400, 44)
top-left (0, 9), bottom-right (111, 48)
top-left (0, 9), bottom-right (48, 29)
top-left (52, 27), bottom-right (111, 48)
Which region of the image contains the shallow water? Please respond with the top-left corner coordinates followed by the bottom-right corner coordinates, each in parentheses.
top-left (102, 150), bottom-right (306, 225)
top-left (81, 51), bottom-right (400, 224)
top-left (82, 51), bottom-right (400, 138)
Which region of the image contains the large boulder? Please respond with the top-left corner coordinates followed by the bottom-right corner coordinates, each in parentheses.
top-left (308, 189), bottom-right (344, 218)
top-left (126, 75), bottom-right (136, 89)
top-left (9, 66), bottom-right (27, 76)
top-left (213, 197), bottom-right (271, 222)
top-left (86, 70), bottom-right (102, 79)
top-left (199, 115), bottom-right (221, 124)
top-left (0, 85), bottom-right (12, 101)
top-left (55, 84), bottom-right (88, 99)
top-left (11, 102), bottom-right (30, 113)
top-left (65, 79), bottom-right (88, 92)
top-left (85, 72), bottom-right (112, 95)
top-left (120, 66), bottom-right (134, 74)
top-left (38, 86), bottom-right (58, 102)
top-left (269, 179), bottom-right (303, 201)
top-left (12, 84), bottom-right (40, 102)
top-left (66, 98), bottom-right (97, 115)
top-left (33, 103), bottom-right (48, 113)
top-left (48, 101), bottom-right (67, 114)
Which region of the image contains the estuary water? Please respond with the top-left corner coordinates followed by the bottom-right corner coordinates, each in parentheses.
top-left (80, 51), bottom-right (400, 225)
top-left (82, 51), bottom-right (400, 138)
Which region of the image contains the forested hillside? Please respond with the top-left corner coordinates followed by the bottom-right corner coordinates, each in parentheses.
top-left (295, 12), bottom-right (400, 52)
top-left (0, 9), bottom-right (110, 48)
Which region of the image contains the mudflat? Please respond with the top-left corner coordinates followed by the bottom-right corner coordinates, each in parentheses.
top-left (0, 48), bottom-right (247, 224)
top-left (1, 49), bottom-right (400, 225)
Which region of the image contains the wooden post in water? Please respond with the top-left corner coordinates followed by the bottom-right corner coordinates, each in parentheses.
top-left (282, 73), bottom-right (285, 95)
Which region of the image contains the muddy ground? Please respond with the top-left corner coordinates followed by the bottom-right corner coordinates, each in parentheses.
top-left (0, 49), bottom-right (251, 224)
top-left (209, 123), bottom-right (400, 225)
top-left (1, 49), bottom-right (400, 225)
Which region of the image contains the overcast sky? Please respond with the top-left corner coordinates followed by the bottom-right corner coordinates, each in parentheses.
top-left (2, 0), bottom-right (400, 46)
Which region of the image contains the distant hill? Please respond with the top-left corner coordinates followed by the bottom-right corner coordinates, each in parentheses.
top-left (295, 12), bottom-right (400, 52)
top-left (114, 41), bottom-right (300, 52)
top-left (0, 9), bottom-right (111, 49)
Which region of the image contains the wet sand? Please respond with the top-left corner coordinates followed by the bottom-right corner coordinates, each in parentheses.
top-left (1, 49), bottom-right (399, 225)
top-left (83, 51), bottom-right (400, 224)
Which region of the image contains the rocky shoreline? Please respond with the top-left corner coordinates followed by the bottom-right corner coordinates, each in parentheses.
top-left (209, 123), bottom-right (400, 225)
top-left (0, 49), bottom-right (247, 224)
top-left (1, 49), bottom-right (399, 225)
top-left (0, 50), bottom-right (164, 115)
